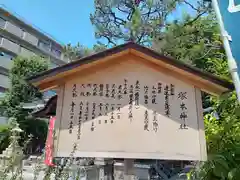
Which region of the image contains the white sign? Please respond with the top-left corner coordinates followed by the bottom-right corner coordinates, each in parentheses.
top-left (54, 60), bottom-right (206, 161)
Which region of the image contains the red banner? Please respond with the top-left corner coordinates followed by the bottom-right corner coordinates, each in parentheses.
top-left (44, 116), bottom-right (56, 166)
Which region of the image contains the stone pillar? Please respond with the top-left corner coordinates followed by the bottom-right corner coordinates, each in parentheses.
top-left (123, 159), bottom-right (135, 180)
top-left (95, 158), bottom-right (114, 180)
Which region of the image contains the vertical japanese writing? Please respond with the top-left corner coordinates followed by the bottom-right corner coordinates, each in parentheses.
top-left (80, 84), bottom-right (85, 96)
top-left (77, 102), bottom-right (83, 140)
top-left (70, 83), bottom-right (78, 134)
top-left (152, 85), bottom-right (157, 104)
top-left (69, 101), bottom-right (75, 134)
top-left (117, 85), bottom-right (123, 100)
top-left (117, 104), bottom-right (121, 119)
top-left (91, 122), bottom-right (95, 131)
top-left (111, 84), bottom-right (116, 99)
top-left (110, 104), bottom-right (115, 123)
top-left (144, 86), bottom-right (149, 105)
top-left (105, 103), bottom-right (109, 123)
top-left (178, 92), bottom-right (188, 129)
top-left (98, 103), bottom-right (103, 124)
top-left (99, 84), bottom-right (104, 96)
top-left (105, 103), bottom-right (109, 115)
top-left (84, 102), bottom-right (89, 122)
top-left (93, 84), bottom-right (98, 96)
top-left (87, 83), bottom-right (92, 88)
top-left (72, 84), bottom-right (77, 98)
top-left (98, 103), bottom-right (103, 116)
top-left (86, 84), bottom-right (91, 97)
top-left (157, 82), bottom-right (162, 94)
top-left (144, 110), bottom-right (149, 131)
top-left (164, 85), bottom-right (170, 117)
top-left (123, 79), bottom-right (128, 95)
top-left (178, 92), bottom-right (187, 100)
top-left (135, 80), bottom-right (140, 109)
top-left (128, 85), bottom-right (134, 122)
top-left (92, 103), bottom-right (96, 119)
top-left (71, 80), bottom-right (182, 133)
top-left (105, 84), bottom-right (110, 98)
top-left (152, 111), bottom-right (158, 132)
top-left (170, 84), bottom-right (175, 96)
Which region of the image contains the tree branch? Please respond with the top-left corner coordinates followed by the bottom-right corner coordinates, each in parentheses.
top-left (183, 0), bottom-right (199, 11)
top-left (183, 10), bottom-right (207, 27)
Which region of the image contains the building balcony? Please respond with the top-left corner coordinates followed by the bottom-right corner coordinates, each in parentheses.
top-left (4, 21), bottom-right (23, 38)
top-left (0, 18), bottom-right (6, 29)
top-left (22, 32), bottom-right (38, 46)
top-left (0, 37), bottom-right (20, 54)
top-left (20, 46), bottom-right (36, 57)
top-left (0, 55), bottom-right (13, 70)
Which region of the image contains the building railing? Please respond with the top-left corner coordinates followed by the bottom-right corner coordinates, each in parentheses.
top-left (0, 5), bottom-right (67, 62)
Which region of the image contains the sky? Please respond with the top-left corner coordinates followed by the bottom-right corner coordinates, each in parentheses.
top-left (1, 0), bottom-right (196, 48)
top-left (1, 0), bottom-right (97, 47)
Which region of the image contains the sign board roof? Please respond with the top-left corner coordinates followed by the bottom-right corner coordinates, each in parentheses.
top-left (28, 42), bottom-right (233, 96)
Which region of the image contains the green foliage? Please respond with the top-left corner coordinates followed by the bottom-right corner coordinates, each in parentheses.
top-left (152, 10), bottom-right (240, 179)
top-left (0, 124), bottom-right (10, 153)
top-left (63, 43), bottom-right (94, 61)
top-left (154, 13), bottom-right (231, 110)
top-left (155, 14), bottom-right (229, 77)
top-left (63, 42), bottom-right (108, 62)
top-left (90, 0), bottom-right (180, 45)
top-left (90, 0), bottom-right (211, 45)
top-left (190, 105), bottom-right (240, 179)
top-left (0, 56), bottom-right (48, 153)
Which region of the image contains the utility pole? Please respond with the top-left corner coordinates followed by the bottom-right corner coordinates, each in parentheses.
top-left (211, 0), bottom-right (240, 102)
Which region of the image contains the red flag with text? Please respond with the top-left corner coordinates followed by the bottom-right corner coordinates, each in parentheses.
top-left (44, 116), bottom-right (56, 166)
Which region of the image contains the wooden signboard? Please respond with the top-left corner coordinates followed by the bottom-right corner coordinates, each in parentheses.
top-left (29, 43), bottom-right (233, 162)
top-left (54, 59), bottom-right (206, 161)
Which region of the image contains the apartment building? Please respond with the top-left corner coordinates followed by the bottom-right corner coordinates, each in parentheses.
top-left (0, 6), bottom-right (67, 95)
top-left (0, 6), bottom-right (68, 124)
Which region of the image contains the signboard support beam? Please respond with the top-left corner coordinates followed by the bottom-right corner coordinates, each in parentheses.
top-left (104, 159), bottom-right (114, 180)
top-left (212, 0), bottom-right (240, 102)
top-left (96, 158), bottom-right (114, 180)
top-left (123, 159), bottom-right (135, 180)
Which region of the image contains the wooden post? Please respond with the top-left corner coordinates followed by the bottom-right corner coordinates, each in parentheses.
top-left (96, 158), bottom-right (114, 180)
top-left (104, 159), bottom-right (114, 180)
top-left (123, 159), bottom-right (135, 180)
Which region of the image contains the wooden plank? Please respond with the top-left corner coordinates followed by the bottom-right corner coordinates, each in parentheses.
top-left (38, 53), bottom-right (226, 95)
top-left (53, 84), bottom-right (65, 156)
top-left (131, 49), bottom-right (229, 95)
top-left (195, 88), bottom-right (207, 161)
top-left (123, 159), bottom-right (135, 180)
top-left (33, 50), bottom-right (130, 87)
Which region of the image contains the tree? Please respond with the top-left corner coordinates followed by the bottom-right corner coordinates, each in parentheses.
top-left (156, 10), bottom-right (240, 180)
top-left (63, 42), bottom-right (108, 62)
top-left (63, 43), bottom-right (94, 61)
top-left (154, 14), bottom-right (224, 71)
top-left (153, 13), bottom-right (230, 109)
top-left (90, 0), bottom-right (211, 46)
top-left (0, 56), bottom-right (49, 153)
top-left (0, 124), bottom-right (10, 153)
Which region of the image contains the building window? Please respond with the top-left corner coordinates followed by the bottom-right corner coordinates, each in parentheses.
top-left (0, 17), bottom-right (6, 29)
top-left (21, 29), bottom-right (26, 38)
top-left (38, 39), bottom-right (51, 51)
top-left (51, 45), bottom-right (61, 57)
top-left (0, 51), bottom-right (14, 60)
